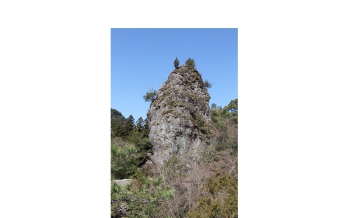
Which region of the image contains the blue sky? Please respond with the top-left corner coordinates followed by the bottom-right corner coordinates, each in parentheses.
top-left (111, 28), bottom-right (238, 120)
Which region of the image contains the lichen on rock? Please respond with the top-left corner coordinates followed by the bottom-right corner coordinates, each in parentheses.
top-left (147, 65), bottom-right (214, 169)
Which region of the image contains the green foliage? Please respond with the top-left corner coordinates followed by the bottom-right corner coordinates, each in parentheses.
top-left (136, 117), bottom-right (145, 132)
top-left (111, 108), bottom-right (128, 138)
top-left (111, 176), bottom-right (174, 218)
top-left (111, 114), bottom-right (137, 139)
top-left (203, 80), bottom-right (212, 88)
top-left (223, 99), bottom-right (238, 118)
top-left (111, 119), bottom-right (124, 138)
top-left (185, 58), bottom-right (196, 68)
top-left (187, 172), bottom-right (238, 218)
top-left (126, 130), bottom-right (152, 155)
top-left (143, 88), bottom-right (158, 102)
top-left (174, 57), bottom-right (180, 69)
top-left (111, 108), bottom-right (126, 122)
top-left (188, 106), bottom-right (210, 136)
top-left (210, 100), bottom-right (238, 153)
top-left (124, 115), bottom-right (135, 134)
top-left (111, 143), bottom-right (139, 180)
top-left (111, 111), bottom-right (152, 155)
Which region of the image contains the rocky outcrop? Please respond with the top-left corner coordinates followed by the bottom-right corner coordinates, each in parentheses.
top-left (113, 179), bottom-right (132, 186)
top-left (147, 65), bottom-right (213, 168)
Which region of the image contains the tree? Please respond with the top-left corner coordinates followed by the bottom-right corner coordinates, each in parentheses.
top-left (111, 143), bottom-right (138, 180)
top-left (111, 119), bottom-right (124, 138)
top-left (111, 108), bottom-right (126, 125)
top-left (136, 117), bottom-right (145, 132)
top-left (223, 99), bottom-right (238, 114)
top-left (185, 58), bottom-right (196, 68)
top-left (174, 57), bottom-right (180, 69)
top-left (124, 115), bottom-right (135, 135)
top-left (204, 79), bottom-right (212, 88)
top-left (111, 176), bottom-right (174, 217)
top-left (143, 88), bottom-right (157, 102)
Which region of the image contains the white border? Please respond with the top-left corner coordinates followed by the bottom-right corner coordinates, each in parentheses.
top-left (0, 1), bottom-right (349, 217)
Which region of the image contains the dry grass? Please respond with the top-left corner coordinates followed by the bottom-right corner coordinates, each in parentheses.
top-left (150, 148), bottom-right (237, 218)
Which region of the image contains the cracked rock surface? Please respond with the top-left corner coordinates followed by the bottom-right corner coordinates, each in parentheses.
top-left (147, 66), bottom-right (213, 168)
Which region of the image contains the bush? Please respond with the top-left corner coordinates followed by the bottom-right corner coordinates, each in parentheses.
top-left (201, 146), bottom-right (218, 163)
top-left (186, 172), bottom-right (238, 218)
top-left (161, 155), bottom-right (182, 183)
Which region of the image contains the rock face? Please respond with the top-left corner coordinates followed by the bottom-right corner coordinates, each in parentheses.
top-left (147, 65), bottom-right (213, 168)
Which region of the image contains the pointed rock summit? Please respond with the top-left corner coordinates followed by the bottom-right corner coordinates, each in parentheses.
top-left (147, 65), bottom-right (213, 168)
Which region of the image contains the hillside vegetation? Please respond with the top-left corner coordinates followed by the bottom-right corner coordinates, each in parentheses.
top-left (111, 99), bottom-right (238, 218)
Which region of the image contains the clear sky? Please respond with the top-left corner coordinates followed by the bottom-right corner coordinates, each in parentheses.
top-left (111, 28), bottom-right (238, 120)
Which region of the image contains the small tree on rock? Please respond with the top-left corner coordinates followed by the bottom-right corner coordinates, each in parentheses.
top-left (174, 57), bottom-right (180, 69)
top-left (185, 58), bottom-right (196, 68)
top-left (143, 88), bottom-right (157, 103)
top-left (204, 79), bottom-right (212, 88)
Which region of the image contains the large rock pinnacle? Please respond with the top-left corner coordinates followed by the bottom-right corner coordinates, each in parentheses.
top-left (147, 65), bottom-right (213, 168)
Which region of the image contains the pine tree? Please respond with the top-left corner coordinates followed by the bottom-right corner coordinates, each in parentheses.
top-left (143, 88), bottom-right (157, 102)
top-left (124, 115), bottom-right (135, 136)
top-left (111, 176), bottom-right (174, 217)
top-left (136, 117), bottom-right (144, 132)
top-left (174, 57), bottom-right (180, 69)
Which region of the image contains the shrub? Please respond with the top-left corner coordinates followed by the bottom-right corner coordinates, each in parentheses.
top-left (161, 155), bottom-right (182, 183)
top-left (201, 146), bottom-right (217, 163)
top-left (186, 172), bottom-right (238, 218)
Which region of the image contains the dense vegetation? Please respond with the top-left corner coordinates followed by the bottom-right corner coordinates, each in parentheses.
top-left (111, 98), bottom-right (238, 217)
top-left (111, 110), bottom-right (152, 156)
top-left (111, 110), bottom-right (174, 217)
top-left (187, 172), bottom-right (238, 218)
